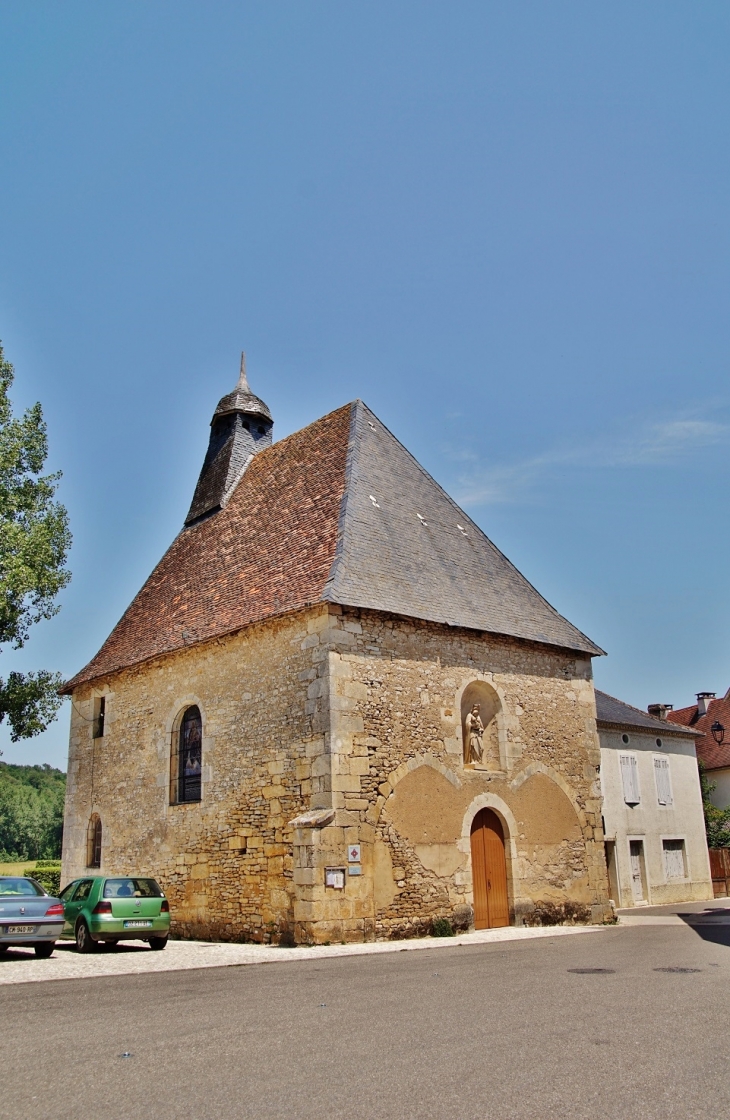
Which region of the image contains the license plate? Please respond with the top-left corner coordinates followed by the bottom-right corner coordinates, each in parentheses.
top-left (123, 920), bottom-right (152, 929)
top-left (6, 925), bottom-right (35, 935)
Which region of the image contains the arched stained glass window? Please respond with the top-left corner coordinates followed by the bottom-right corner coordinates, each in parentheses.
top-left (86, 814), bottom-right (102, 868)
top-left (171, 705), bottom-right (202, 804)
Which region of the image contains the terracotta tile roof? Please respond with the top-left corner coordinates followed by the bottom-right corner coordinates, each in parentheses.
top-left (667, 691), bottom-right (730, 770)
top-left (63, 399), bottom-right (603, 693)
top-left (62, 404), bottom-right (353, 692)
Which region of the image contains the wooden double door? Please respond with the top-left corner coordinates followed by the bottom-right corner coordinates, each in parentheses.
top-left (470, 809), bottom-right (509, 929)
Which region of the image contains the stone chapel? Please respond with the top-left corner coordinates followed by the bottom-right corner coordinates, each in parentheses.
top-left (61, 359), bottom-right (613, 943)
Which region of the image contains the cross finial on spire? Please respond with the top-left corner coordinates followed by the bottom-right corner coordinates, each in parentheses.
top-left (237, 351), bottom-right (249, 391)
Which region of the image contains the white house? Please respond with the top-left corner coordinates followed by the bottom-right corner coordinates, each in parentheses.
top-left (666, 688), bottom-right (730, 810)
top-left (596, 690), bottom-right (712, 907)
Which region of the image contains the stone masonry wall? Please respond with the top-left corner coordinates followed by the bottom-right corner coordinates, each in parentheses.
top-left (62, 606), bottom-right (335, 943)
top-left (304, 605), bottom-right (612, 943)
top-left (63, 602), bottom-right (612, 946)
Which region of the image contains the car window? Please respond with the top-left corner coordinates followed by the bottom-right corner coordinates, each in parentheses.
top-left (73, 880), bottom-right (94, 902)
top-left (59, 881), bottom-right (78, 899)
top-left (103, 878), bottom-right (163, 899)
top-left (0, 877), bottom-right (44, 897)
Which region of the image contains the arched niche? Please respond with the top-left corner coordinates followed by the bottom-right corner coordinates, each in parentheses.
top-left (461, 680), bottom-right (503, 770)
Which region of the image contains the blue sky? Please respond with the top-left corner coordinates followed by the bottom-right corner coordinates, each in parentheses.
top-left (0, 2), bottom-right (728, 768)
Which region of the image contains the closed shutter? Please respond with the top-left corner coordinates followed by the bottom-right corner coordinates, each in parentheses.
top-left (663, 839), bottom-right (685, 880)
top-left (654, 757), bottom-right (673, 806)
top-left (620, 754), bottom-right (640, 804)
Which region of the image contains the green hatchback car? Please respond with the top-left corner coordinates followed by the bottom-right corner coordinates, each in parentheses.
top-left (59, 876), bottom-right (170, 953)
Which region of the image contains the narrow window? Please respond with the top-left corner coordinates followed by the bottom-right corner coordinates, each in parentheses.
top-left (92, 696), bottom-right (106, 739)
top-left (619, 753), bottom-right (640, 805)
top-left (171, 705), bottom-right (202, 804)
top-left (654, 756), bottom-right (673, 806)
top-left (663, 839), bottom-right (686, 880)
top-left (86, 814), bottom-right (102, 868)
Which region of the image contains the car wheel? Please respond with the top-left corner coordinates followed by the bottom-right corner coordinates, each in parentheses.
top-left (34, 942), bottom-right (55, 959)
top-left (0, 944), bottom-right (9, 954)
top-left (75, 920), bottom-right (97, 953)
top-left (148, 936), bottom-right (168, 951)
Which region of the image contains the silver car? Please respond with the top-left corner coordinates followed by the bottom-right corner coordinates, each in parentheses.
top-left (0, 877), bottom-right (65, 957)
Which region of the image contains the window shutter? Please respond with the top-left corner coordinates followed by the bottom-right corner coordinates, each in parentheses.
top-left (620, 754), bottom-right (640, 804)
top-left (630, 756), bottom-right (640, 803)
top-left (654, 757), bottom-right (672, 806)
top-left (663, 839), bottom-right (685, 880)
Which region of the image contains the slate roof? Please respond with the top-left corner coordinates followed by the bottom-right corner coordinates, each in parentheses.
top-left (595, 690), bottom-right (698, 738)
top-left (214, 356), bottom-right (273, 421)
top-left (322, 402), bottom-right (602, 654)
top-left (62, 399), bottom-right (602, 693)
top-left (213, 385), bottom-right (272, 422)
top-left (667, 690), bottom-right (730, 769)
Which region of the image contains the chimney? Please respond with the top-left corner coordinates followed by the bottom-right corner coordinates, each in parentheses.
top-left (648, 703), bottom-right (673, 721)
top-left (697, 692), bottom-right (716, 718)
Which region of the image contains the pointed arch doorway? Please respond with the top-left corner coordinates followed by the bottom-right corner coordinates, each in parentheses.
top-left (470, 808), bottom-right (509, 929)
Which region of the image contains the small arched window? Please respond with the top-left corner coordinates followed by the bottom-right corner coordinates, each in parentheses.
top-left (171, 705), bottom-right (202, 804)
top-left (86, 814), bottom-right (102, 868)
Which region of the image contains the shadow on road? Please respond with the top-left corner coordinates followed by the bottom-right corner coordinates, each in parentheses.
top-left (678, 907), bottom-right (730, 948)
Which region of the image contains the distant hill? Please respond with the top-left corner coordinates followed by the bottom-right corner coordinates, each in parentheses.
top-left (0, 762), bottom-right (66, 861)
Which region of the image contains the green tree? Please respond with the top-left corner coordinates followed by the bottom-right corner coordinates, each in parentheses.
top-left (0, 342), bottom-right (71, 742)
top-left (699, 762), bottom-right (730, 849)
top-left (0, 762), bottom-right (66, 859)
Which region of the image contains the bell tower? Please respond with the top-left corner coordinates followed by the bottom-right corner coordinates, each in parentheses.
top-left (185, 353), bottom-right (273, 526)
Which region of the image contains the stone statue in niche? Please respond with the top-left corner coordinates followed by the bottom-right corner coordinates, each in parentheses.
top-left (464, 703), bottom-right (484, 764)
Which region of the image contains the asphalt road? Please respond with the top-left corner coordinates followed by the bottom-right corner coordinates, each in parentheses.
top-left (3, 913), bottom-right (729, 1120)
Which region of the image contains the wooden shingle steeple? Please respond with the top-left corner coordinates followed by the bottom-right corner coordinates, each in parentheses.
top-left (185, 353), bottom-right (273, 525)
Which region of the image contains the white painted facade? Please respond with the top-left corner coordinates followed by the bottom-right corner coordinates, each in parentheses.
top-left (599, 726), bottom-right (712, 907)
top-left (707, 767), bottom-right (730, 811)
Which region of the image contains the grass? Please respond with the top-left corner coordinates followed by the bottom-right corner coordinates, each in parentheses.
top-left (0, 860), bottom-right (40, 876)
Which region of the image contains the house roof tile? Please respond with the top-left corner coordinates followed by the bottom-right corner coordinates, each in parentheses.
top-left (667, 691), bottom-right (730, 769)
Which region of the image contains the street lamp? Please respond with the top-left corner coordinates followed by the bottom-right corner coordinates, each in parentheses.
top-left (710, 720), bottom-right (725, 745)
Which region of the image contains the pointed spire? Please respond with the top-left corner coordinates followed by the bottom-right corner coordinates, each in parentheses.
top-left (185, 355), bottom-right (273, 525)
top-left (211, 353), bottom-right (272, 422)
top-left (237, 351), bottom-right (249, 392)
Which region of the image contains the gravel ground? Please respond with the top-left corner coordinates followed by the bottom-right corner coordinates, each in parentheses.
top-left (0, 921), bottom-right (599, 985)
top-left (4, 899), bottom-right (725, 986)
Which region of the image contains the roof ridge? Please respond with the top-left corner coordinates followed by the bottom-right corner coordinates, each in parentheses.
top-left (322, 401), bottom-right (358, 599)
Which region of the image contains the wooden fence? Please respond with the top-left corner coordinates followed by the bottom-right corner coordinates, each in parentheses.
top-left (709, 848), bottom-right (730, 897)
